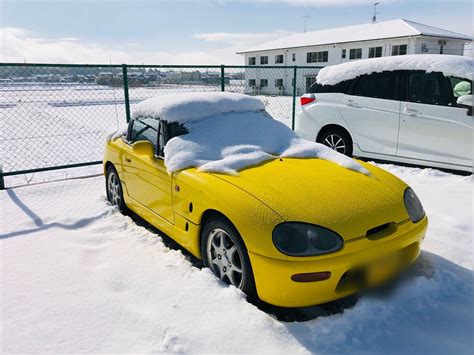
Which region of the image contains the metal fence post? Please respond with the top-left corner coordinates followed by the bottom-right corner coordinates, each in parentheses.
top-left (220, 65), bottom-right (225, 92)
top-left (122, 64), bottom-right (131, 123)
top-left (291, 66), bottom-right (298, 131)
top-left (0, 165), bottom-right (5, 190)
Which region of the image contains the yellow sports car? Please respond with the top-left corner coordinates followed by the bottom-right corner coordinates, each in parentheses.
top-left (103, 92), bottom-right (427, 307)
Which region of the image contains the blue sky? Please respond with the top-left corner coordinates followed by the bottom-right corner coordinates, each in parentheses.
top-left (1, 0), bottom-right (472, 64)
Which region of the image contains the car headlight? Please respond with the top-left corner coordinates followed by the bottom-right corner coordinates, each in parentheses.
top-left (272, 222), bottom-right (344, 256)
top-left (404, 187), bottom-right (425, 223)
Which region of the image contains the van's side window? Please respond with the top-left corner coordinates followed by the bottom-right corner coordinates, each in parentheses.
top-left (129, 117), bottom-right (159, 152)
top-left (309, 79), bottom-right (354, 94)
top-left (408, 71), bottom-right (450, 106)
top-left (352, 72), bottom-right (398, 100)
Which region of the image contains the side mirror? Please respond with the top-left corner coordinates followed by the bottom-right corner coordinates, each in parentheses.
top-left (132, 140), bottom-right (155, 158)
top-left (457, 95), bottom-right (473, 116)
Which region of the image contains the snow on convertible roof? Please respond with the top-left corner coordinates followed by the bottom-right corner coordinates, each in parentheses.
top-left (128, 92), bottom-right (368, 175)
top-left (132, 92), bottom-right (265, 123)
top-left (316, 55), bottom-right (474, 86)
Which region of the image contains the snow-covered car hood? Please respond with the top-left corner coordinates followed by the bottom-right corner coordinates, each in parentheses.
top-left (212, 158), bottom-right (410, 241)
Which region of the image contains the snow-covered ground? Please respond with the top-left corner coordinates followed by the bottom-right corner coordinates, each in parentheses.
top-left (1, 164), bottom-right (472, 353)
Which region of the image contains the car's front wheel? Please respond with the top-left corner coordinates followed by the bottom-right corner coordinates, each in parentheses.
top-left (318, 127), bottom-right (353, 156)
top-left (201, 217), bottom-right (256, 297)
top-left (105, 165), bottom-right (127, 213)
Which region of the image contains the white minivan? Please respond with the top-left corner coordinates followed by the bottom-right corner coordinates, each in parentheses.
top-left (296, 55), bottom-right (473, 173)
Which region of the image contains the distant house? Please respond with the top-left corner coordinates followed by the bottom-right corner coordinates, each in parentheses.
top-left (237, 19), bottom-right (471, 95)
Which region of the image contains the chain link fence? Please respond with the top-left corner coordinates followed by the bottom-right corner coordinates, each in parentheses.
top-left (0, 63), bottom-right (322, 188)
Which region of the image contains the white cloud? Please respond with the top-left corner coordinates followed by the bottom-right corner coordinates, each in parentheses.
top-left (193, 30), bottom-right (292, 47)
top-left (0, 27), bottom-right (262, 65)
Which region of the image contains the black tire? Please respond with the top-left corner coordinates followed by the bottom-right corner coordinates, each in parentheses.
top-left (105, 165), bottom-right (127, 214)
top-left (318, 127), bottom-right (353, 156)
top-left (201, 217), bottom-right (256, 298)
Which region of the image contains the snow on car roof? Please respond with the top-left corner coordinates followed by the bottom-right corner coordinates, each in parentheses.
top-left (316, 55), bottom-right (474, 86)
top-left (126, 92), bottom-right (368, 175)
top-left (132, 92), bottom-right (265, 123)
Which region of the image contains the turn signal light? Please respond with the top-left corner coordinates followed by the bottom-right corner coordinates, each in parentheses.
top-left (300, 94), bottom-right (316, 106)
top-left (291, 271), bottom-right (331, 282)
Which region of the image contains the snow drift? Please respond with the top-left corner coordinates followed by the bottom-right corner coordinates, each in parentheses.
top-left (316, 54), bottom-right (474, 86)
top-left (131, 92), bottom-right (368, 175)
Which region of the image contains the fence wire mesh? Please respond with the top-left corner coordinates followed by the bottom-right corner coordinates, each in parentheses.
top-left (0, 63), bottom-right (322, 187)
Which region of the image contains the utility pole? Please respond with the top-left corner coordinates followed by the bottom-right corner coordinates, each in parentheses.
top-left (372, 2), bottom-right (380, 23)
top-left (301, 15), bottom-right (310, 32)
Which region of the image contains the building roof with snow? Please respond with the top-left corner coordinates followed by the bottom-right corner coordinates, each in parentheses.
top-left (237, 19), bottom-right (471, 54)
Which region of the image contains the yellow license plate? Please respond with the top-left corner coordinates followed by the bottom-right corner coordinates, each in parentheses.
top-left (366, 254), bottom-right (400, 287)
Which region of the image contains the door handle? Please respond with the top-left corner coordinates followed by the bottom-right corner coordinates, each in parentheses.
top-left (346, 99), bottom-right (360, 107)
top-left (403, 105), bottom-right (421, 117)
top-left (125, 158), bottom-right (132, 163)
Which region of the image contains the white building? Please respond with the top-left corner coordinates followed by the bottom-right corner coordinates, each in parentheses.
top-left (237, 19), bottom-right (471, 95)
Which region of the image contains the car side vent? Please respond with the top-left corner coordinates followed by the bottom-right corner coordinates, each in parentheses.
top-left (366, 222), bottom-right (397, 240)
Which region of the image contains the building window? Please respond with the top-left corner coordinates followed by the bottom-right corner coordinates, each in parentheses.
top-left (392, 44), bottom-right (407, 56)
top-left (341, 49), bottom-right (346, 59)
top-left (260, 79), bottom-right (268, 87)
top-left (275, 78), bottom-right (284, 87)
top-left (248, 79), bottom-right (256, 87)
top-left (349, 48), bottom-right (362, 59)
top-left (248, 57), bottom-right (256, 65)
top-left (292, 53), bottom-right (296, 62)
top-left (306, 76), bottom-right (317, 91)
top-left (260, 56), bottom-right (268, 65)
top-left (306, 51), bottom-right (328, 63)
top-left (275, 54), bottom-right (284, 64)
top-left (368, 46), bottom-right (382, 58)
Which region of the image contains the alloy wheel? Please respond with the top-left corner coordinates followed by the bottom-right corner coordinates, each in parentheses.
top-left (107, 171), bottom-right (122, 207)
top-left (323, 134), bottom-right (346, 154)
top-left (206, 228), bottom-right (244, 288)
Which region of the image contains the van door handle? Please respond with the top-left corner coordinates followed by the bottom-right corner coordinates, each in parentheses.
top-left (346, 99), bottom-right (360, 107)
top-left (125, 158), bottom-right (132, 163)
top-left (403, 105), bottom-right (421, 117)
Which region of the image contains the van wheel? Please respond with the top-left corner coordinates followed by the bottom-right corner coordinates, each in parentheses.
top-left (318, 128), bottom-right (353, 156)
top-left (201, 217), bottom-right (256, 298)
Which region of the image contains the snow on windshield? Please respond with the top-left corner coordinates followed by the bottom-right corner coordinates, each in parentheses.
top-left (316, 54), bottom-right (474, 86)
top-left (164, 110), bottom-right (368, 175)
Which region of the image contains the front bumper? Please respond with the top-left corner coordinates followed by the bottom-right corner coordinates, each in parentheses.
top-left (248, 216), bottom-right (428, 307)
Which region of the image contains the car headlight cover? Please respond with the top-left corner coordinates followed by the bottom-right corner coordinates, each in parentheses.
top-left (272, 223), bottom-right (344, 256)
top-left (404, 187), bottom-right (425, 223)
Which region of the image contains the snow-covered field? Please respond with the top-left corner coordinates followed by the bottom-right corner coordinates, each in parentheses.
top-left (1, 164), bottom-right (472, 354)
top-left (0, 83), bottom-right (294, 179)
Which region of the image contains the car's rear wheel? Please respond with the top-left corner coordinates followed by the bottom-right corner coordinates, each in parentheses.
top-left (318, 128), bottom-right (353, 156)
top-left (105, 165), bottom-right (127, 213)
top-left (201, 217), bottom-right (256, 297)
